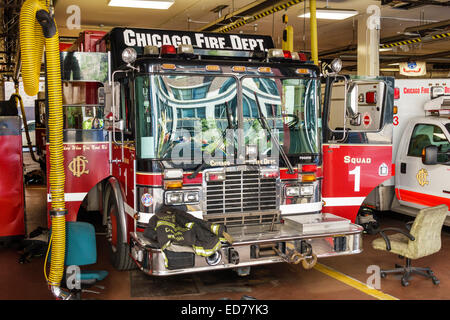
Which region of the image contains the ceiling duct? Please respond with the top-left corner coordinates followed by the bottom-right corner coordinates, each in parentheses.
top-left (320, 18), bottom-right (450, 60)
top-left (198, 0), bottom-right (303, 32)
top-left (381, 0), bottom-right (450, 10)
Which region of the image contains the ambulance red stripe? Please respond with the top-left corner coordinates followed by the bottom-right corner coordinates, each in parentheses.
top-left (396, 188), bottom-right (450, 209)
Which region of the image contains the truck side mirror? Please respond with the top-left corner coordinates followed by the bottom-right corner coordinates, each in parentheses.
top-left (346, 82), bottom-right (360, 126)
top-left (422, 145), bottom-right (438, 165)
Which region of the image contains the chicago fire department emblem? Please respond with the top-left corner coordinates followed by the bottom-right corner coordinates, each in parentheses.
top-left (68, 156), bottom-right (90, 177)
top-left (141, 193), bottom-right (153, 207)
top-left (416, 168), bottom-right (429, 187)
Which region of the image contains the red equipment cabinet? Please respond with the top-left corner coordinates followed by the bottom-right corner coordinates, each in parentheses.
top-left (0, 116), bottom-right (25, 238)
top-left (71, 30), bottom-right (107, 52)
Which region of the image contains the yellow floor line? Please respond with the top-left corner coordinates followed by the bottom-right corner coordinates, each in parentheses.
top-left (314, 263), bottom-right (399, 300)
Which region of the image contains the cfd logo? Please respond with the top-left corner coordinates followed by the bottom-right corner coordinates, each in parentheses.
top-left (68, 156), bottom-right (89, 177)
top-left (416, 168), bottom-right (429, 187)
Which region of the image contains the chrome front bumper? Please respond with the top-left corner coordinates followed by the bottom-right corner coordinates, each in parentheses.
top-left (129, 214), bottom-right (363, 276)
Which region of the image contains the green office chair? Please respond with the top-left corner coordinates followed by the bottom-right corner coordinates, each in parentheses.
top-left (372, 204), bottom-right (448, 287)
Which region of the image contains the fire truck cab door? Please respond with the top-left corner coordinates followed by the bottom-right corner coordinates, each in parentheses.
top-left (322, 76), bottom-right (394, 222)
top-left (395, 119), bottom-right (450, 212)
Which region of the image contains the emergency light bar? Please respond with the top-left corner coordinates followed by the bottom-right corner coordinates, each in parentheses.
top-left (268, 49), bottom-right (284, 60)
top-left (291, 52), bottom-right (300, 60)
top-left (267, 49), bottom-right (308, 62)
top-left (194, 48), bottom-right (253, 58)
top-left (431, 86), bottom-right (448, 99)
top-left (424, 96), bottom-right (450, 116)
top-left (177, 44), bottom-right (195, 55)
top-left (283, 50), bottom-right (292, 59)
top-left (144, 45), bottom-right (159, 56)
top-left (160, 44), bottom-right (177, 56)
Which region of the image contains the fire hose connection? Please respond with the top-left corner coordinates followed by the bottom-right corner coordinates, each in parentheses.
top-left (205, 251), bottom-right (222, 266)
top-left (273, 243), bottom-right (317, 270)
top-left (228, 248), bottom-right (240, 265)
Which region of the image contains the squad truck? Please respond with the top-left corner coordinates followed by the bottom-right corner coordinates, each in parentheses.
top-left (40, 28), bottom-right (394, 275)
top-left (363, 79), bottom-right (450, 226)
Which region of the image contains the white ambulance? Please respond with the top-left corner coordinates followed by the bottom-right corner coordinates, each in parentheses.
top-left (363, 79), bottom-right (450, 226)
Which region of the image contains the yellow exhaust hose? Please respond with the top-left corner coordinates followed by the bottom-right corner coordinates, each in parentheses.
top-left (20, 0), bottom-right (67, 297)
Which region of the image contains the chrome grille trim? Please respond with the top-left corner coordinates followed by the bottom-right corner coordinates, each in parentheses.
top-left (204, 211), bottom-right (280, 227)
top-left (205, 168), bottom-right (278, 215)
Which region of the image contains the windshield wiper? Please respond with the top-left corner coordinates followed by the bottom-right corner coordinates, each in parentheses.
top-left (188, 102), bottom-right (235, 179)
top-left (225, 101), bottom-right (234, 130)
top-left (253, 92), bottom-right (295, 174)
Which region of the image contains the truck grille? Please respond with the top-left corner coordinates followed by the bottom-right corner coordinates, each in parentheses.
top-left (205, 169), bottom-right (277, 215)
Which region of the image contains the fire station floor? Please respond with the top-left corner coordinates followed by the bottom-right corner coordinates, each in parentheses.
top-left (0, 153), bottom-right (449, 301)
top-left (0, 184), bottom-right (449, 301)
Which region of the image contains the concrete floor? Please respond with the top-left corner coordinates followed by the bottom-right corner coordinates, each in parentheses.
top-left (0, 152), bottom-right (449, 300)
top-left (0, 185), bottom-right (449, 300)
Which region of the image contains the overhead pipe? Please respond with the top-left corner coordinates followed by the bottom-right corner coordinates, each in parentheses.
top-left (198, 0), bottom-right (270, 32)
top-left (214, 0), bottom-right (303, 34)
top-left (319, 18), bottom-right (450, 59)
top-left (309, 0), bottom-right (318, 65)
top-left (281, 14), bottom-right (294, 52)
top-left (380, 30), bottom-right (450, 49)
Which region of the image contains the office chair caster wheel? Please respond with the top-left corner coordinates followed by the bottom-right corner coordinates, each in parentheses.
top-left (432, 277), bottom-right (440, 285)
top-left (380, 272), bottom-right (387, 278)
top-left (401, 278), bottom-right (409, 287)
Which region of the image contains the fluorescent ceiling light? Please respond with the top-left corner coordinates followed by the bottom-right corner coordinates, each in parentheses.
top-left (298, 8), bottom-right (358, 20)
top-left (379, 48), bottom-right (393, 52)
top-left (108, 0), bottom-right (174, 9)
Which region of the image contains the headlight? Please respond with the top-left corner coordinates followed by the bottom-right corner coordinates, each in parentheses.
top-left (122, 47), bottom-right (137, 64)
top-left (300, 185), bottom-right (314, 196)
top-left (165, 190), bottom-right (200, 205)
top-left (164, 168), bottom-right (184, 179)
top-left (285, 186), bottom-right (300, 197)
top-left (330, 58), bottom-right (342, 73)
top-left (184, 191), bottom-right (199, 203)
top-left (165, 191), bottom-right (184, 205)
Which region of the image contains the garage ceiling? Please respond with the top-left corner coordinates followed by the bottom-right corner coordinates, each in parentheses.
top-left (53, 0), bottom-right (450, 70)
top-left (1, 0), bottom-right (450, 76)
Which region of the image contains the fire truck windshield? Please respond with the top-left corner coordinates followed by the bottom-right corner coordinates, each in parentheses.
top-left (135, 73), bottom-right (319, 163)
top-left (241, 77), bottom-right (320, 157)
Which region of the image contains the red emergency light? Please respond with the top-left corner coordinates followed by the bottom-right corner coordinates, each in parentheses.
top-left (394, 87), bottom-right (400, 100)
top-left (366, 91), bottom-right (377, 104)
top-left (298, 52), bottom-right (307, 62)
top-left (160, 45), bottom-right (177, 56)
top-left (301, 164), bottom-right (317, 173)
top-left (261, 170), bottom-right (279, 179)
top-left (205, 171), bottom-right (226, 182)
top-left (283, 50), bottom-right (292, 59)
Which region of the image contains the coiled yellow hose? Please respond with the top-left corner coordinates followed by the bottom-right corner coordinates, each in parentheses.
top-left (20, 0), bottom-right (66, 292)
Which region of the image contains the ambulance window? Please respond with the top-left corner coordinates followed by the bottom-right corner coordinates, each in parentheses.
top-left (407, 124), bottom-right (449, 162)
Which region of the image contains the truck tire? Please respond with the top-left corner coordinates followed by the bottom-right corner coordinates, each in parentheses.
top-left (105, 185), bottom-right (136, 271)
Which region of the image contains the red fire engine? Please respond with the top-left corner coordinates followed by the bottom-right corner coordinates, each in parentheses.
top-left (37, 28), bottom-right (394, 275)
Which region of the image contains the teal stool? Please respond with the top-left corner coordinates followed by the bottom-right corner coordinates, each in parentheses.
top-left (62, 222), bottom-right (108, 292)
